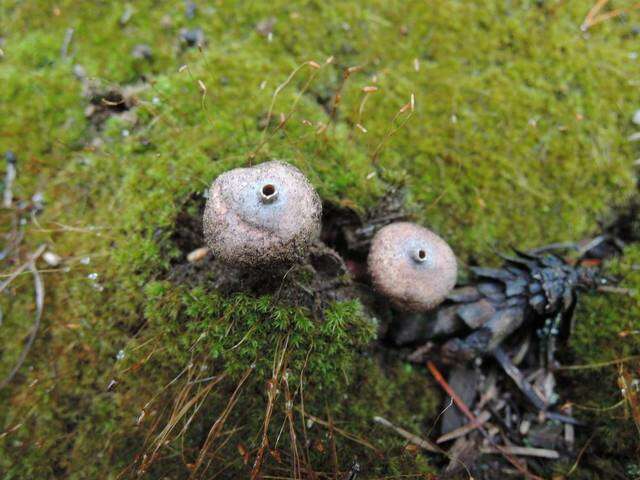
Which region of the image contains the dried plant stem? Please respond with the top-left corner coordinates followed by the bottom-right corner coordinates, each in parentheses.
top-left (0, 257), bottom-right (45, 390)
top-left (556, 354), bottom-right (640, 370)
top-left (373, 416), bottom-right (440, 453)
top-left (191, 365), bottom-right (254, 478)
top-left (251, 335), bottom-right (289, 479)
top-left (141, 368), bottom-right (224, 470)
top-left (295, 408), bottom-right (380, 454)
top-left (0, 244), bottom-right (46, 294)
top-left (282, 374), bottom-right (302, 479)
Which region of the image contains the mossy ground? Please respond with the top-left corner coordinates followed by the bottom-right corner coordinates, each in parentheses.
top-left (1, 0), bottom-right (640, 478)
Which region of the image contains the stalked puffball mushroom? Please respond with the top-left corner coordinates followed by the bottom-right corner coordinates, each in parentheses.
top-left (203, 160), bottom-right (321, 267)
top-left (368, 222), bottom-right (457, 312)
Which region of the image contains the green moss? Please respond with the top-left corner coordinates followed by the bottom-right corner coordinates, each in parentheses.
top-left (552, 245), bottom-right (640, 476)
top-left (2, 0), bottom-right (640, 477)
top-left (572, 244), bottom-right (640, 364)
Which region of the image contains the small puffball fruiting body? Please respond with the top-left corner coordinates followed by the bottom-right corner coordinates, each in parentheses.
top-left (203, 160), bottom-right (321, 266)
top-left (368, 222), bottom-right (457, 312)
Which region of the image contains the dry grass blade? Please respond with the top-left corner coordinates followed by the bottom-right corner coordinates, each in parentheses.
top-left (565, 432), bottom-right (595, 476)
top-left (0, 244), bottom-right (46, 294)
top-left (190, 365), bottom-right (254, 478)
top-left (296, 408), bottom-right (381, 455)
top-left (140, 368), bottom-right (225, 471)
top-left (0, 247), bottom-right (46, 390)
top-left (582, 0), bottom-right (610, 29)
top-left (436, 411), bottom-right (491, 444)
top-left (480, 445), bottom-right (559, 459)
top-left (282, 373), bottom-right (302, 479)
top-left (251, 335), bottom-right (289, 479)
top-left (619, 365), bottom-right (640, 438)
top-left (556, 354), bottom-right (640, 370)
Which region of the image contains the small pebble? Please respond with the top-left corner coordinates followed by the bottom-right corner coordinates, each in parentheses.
top-left (119, 4), bottom-right (134, 25)
top-left (180, 28), bottom-right (205, 48)
top-left (185, 0), bottom-right (197, 18)
top-left (5, 150), bottom-right (16, 164)
top-left (629, 132), bottom-right (640, 142)
top-left (256, 17), bottom-right (276, 37)
top-left (160, 14), bottom-right (173, 28)
top-left (187, 246), bottom-right (209, 263)
top-left (131, 44), bottom-right (153, 61)
top-left (43, 251), bottom-right (62, 267)
top-left (633, 110), bottom-right (640, 125)
top-left (73, 64), bottom-right (86, 79)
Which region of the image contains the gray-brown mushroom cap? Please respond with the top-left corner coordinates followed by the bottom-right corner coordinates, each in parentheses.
top-left (368, 222), bottom-right (457, 312)
top-left (203, 160), bottom-right (321, 266)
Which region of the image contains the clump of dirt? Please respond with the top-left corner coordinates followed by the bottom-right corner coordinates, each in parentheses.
top-left (81, 80), bottom-right (146, 129)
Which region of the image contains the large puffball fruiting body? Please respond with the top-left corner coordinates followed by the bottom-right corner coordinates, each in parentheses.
top-left (368, 222), bottom-right (457, 312)
top-left (203, 160), bottom-right (321, 266)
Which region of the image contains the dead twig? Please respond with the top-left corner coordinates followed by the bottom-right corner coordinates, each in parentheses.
top-left (427, 361), bottom-right (544, 480)
top-left (436, 411), bottom-right (491, 444)
top-left (0, 245), bottom-right (46, 294)
top-left (480, 445), bottom-right (559, 459)
top-left (3, 151), bottom-right (17, 208)
top-left (493, 347), bottom-right (548, 411)
top-left (373, 416), bottom-right (440, 453)
top-left (0, 255), bottom-right (45, 390)
top-left (493, 348), bottom-right (581, 425)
